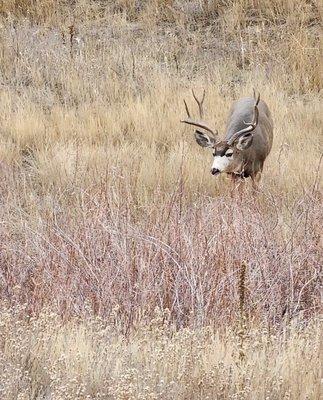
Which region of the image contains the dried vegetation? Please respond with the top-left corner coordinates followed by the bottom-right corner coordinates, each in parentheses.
top-left (0, 0), bottom-right (322, 398)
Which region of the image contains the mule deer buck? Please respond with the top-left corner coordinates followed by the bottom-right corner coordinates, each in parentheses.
top-left (181, 90), bottom-right (273, 188)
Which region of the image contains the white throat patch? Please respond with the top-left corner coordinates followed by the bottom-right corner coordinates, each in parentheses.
top-left (212, 155), bottom-right (233, 172)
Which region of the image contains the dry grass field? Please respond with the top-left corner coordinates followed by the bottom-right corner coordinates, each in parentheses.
top-left (0, 1), bottom-right (322, 399)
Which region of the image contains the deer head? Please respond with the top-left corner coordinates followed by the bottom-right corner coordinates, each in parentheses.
top-left (181, 90), bottom-right (260, 177)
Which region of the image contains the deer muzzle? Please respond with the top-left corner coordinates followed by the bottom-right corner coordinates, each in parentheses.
top-left (211, 168), bottom-right (221, 176)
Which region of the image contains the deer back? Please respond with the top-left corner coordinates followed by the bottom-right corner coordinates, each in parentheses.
top-left (225, 97), bottom-right (273, 162)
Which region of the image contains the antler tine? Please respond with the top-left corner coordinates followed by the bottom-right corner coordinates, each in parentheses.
top-left (227, 90), bottom-right (260, 145)
top-left (251, 102), bottom-right (259, 127)
top-left (253, 88), bottom-right (260, 105)
top-left (181, 118), bottom-right (218, 137)
top-left (192, 89), bottom-right (206, 119)
top-left (181, 89), bottom-right (218, 139)
top-left (250, 91), bottom-right (260, 126)
top-left (183, 99), bottom-right (191, 118)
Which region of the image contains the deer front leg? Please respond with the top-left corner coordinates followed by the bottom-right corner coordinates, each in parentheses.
top-left (251, 172), bottom-right (262, 192)
top-left (230, 174), bottom-right (245, 198)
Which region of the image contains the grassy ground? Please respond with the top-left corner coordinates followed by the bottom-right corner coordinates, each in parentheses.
top-left (0, 306), bottom-right (321, 399)
top-left (0, 1), bottom-right (322, 398)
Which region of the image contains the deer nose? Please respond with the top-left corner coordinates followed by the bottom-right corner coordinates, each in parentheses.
top-left (211, 168), bottom-right (220, 175)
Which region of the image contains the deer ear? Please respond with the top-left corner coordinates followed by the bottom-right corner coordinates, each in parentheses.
top-left (236, 133), bottom-right (253, 150)
top-left (194, 130), bottom-right (215, 148)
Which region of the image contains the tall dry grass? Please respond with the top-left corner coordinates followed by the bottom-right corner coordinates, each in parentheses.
top-left (0, 306), bottom-right (321, 399)
top-left (0, 0), bottom-right (322, 398)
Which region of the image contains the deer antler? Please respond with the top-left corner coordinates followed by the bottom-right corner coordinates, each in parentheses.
top-left (227, 90), bottom-right (260, 145)
top-left (181, 90), bottom-right (218, 139)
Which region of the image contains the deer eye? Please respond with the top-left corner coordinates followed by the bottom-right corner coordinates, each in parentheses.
top-left (225, 150), bottom-right (234, 157)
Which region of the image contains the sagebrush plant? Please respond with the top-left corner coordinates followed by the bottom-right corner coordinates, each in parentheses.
top-left (0, 0), bottom-right (321, 398)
